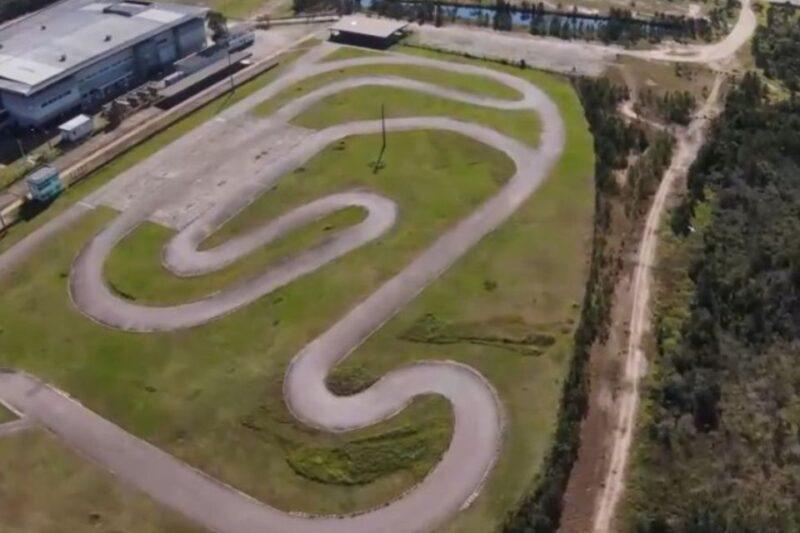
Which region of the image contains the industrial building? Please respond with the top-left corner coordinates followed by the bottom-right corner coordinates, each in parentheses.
top-left (329, 16), bottom-right (410, 49)
top-left (0, 0), bottom-right (209, 127)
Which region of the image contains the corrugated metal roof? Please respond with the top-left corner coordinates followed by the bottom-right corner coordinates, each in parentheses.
top-left (0, 55), bottom-right (63, 86)
top-left (0, 0), bottom-right (208, 96)
top-left (330, 16), bottom-right (409, 39)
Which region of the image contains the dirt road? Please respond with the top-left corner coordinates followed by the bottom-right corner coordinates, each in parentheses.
top-left (590, 74), bottom-right (725, 533)
top-left (628, 0), bottom-right (755, 66)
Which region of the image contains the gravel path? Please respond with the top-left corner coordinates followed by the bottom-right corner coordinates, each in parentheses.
top-left (0, 45), bottom-right (565, 533)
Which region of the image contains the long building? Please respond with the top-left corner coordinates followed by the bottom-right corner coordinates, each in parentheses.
top-left (0, 0), bottom-right (208, 127)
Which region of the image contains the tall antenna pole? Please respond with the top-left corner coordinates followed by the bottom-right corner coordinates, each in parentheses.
top-left (381, 103), bottom-right (386, 152)
top-left (373, 103), bottom-right (386, 174)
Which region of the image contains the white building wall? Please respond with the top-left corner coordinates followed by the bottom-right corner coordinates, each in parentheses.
top-left (1, 17), bottom-right (207, 127)
top-left (176, 18), bottom-right (206, 56)
top-left (2, 79), bottom-right (80, 127)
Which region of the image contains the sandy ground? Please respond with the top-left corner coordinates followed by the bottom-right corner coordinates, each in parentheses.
top-left (410, 24), bottom-right (618, 76)
top-left (411, 0), bottom-right (754, 78)
top-left (627, 0), bottom-right (756, 67)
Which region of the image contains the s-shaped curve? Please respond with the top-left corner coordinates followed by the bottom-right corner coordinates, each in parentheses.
top-left (0, 49), bottom-right (566, 533)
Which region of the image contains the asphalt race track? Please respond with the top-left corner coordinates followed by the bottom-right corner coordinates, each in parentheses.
top-left (0, 44), bottom-right (565, 533)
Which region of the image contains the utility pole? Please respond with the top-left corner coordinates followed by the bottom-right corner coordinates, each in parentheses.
top-left (16, 137), bottom-right (26, 160)
top-left (373, 103), bottom-right (386, 174)
top-left (381, 103), bottom-right (386, 153)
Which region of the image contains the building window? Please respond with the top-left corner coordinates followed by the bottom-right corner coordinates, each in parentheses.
top-left (41, 90), bottom-right (72, 108)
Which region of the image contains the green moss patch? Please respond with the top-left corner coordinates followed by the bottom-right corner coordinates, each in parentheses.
top-left (287, 421), bottom-right (451, 486)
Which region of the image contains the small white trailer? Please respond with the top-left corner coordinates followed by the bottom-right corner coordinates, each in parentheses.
top-left (59, 114), bottom-right (93, 143)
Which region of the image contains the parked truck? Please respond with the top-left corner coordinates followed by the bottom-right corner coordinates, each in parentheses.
top-left (26, 165), bottom-right (64, 203)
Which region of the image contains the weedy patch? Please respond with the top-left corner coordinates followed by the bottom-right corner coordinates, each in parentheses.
top-left (400, 313), bottom-right (556, 356)
top-left (286, 424), bottom-right (450, 485)
top-left (326, 363), bottom-right (378, 396)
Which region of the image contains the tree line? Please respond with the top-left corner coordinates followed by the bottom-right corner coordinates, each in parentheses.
top-left (637, 88), bottom-right (697, 125)
top-left (629, 67), bottom-right (800, 531)
top-left (753, 3), bottom-right (800, 93)
top-left (363, 0), bottom-right (715, 44)
top-left (505, 77), bottom-right (670, 532)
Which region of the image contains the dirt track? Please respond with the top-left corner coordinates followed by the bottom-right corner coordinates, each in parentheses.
top-left (590, 74), bottom-right (726, 533)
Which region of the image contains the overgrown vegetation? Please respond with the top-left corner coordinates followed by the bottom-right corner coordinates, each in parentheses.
top-left (504, 77), bottom-right (668, 532)
top-left (627, 69), bottom-right (800, 531)
top-left (0, 143), bottom-right (60, 190)
top-left (753, 3), bottom-right (800, 92)
top-left (287, 423), bottom-right (451, 485)
top-left (625, 132), bottom-right (675, 217)
top-left (400, 313), bottom-right (556, 356)
top-left (654, 90), bottom-right (697, 125)
top-left (572, 78), bottom-right (644, 194)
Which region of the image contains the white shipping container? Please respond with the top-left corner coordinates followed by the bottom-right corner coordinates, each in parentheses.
top-left (59, 114), bottom-right (93, 143)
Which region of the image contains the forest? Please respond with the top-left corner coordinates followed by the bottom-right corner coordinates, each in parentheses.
top-left (627, 43), bottom-right (800, 532)
top-left (753, 4), bottom-right (800, 92)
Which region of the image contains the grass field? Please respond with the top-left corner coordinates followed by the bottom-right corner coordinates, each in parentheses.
top-left (0, 45), bottom-right (594, 530)
top-left (0, 404), bottom-right (14, 424)
top-left (172, 0), bottom-right (292, 19)
top-left (0, 430), bottom-right (201, 532)
top-left (295, 86), bottom-right (541, 147)
top-left (253, 63), bottom-right (524, 114)
top-left (106, 130), bottom-right (512, 305)
top-left (319, 46), bottom-right (382, 62)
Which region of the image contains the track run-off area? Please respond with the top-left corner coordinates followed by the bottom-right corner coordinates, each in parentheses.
top-left (0, 44), bottom-right (570, 532)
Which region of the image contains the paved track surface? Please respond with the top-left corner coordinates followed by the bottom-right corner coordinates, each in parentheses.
top-left (0, 44), bottom-right (565, 533)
